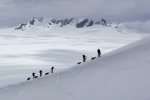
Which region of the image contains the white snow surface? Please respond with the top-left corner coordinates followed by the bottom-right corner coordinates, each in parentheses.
top-left (0, 24), bottom-right (150, 100)
top-left (111, 20), bottom-right (150, 34)
top-left (0, 32), bottom-right (150, 100)
top-left (0, 25), bottom-right (146, 66)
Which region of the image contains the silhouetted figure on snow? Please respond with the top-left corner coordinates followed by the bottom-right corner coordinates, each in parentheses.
top-left (51, 67), bottom-right (55, 73)
top-left (39, 70), bottom-right (42, 77)
top-left (97, 49), bottom-right (101, 57)
top-left (32, 72), bottom-right (36, 79)
top-left (83, 55), bottom-right (87, 62)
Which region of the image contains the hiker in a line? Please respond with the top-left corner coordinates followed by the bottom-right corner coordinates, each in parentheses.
top-left (39, 70), bottom-right (42, 77)
top-left (51, 67), bottom-right (55, 73)
top-left (83, 55), bottom-right (87, 62)
top-left (32, 72), bottom-right (36, 79)
top-left (97, 49), bottom-right (101, 57)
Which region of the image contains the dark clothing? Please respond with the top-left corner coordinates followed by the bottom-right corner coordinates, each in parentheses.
top-left (32, 72), bottom-right (36, 79)
top-left (51, 67), bottom-right (55, 73)
top-left (97, 49), bottom-right (101, 57)
top-left (83, 55), bottom-right (87, 62)
top-left (39, 70), bottom-right (42, 77)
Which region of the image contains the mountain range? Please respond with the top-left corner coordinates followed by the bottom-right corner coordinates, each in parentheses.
top-left (15, 17), bottom-right (107, 30)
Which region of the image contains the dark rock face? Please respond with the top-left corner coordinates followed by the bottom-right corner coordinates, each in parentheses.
top-left (15, 17), bottom-right (107, 30)
top-left (101, 19), bottom-right (107, 25)
top-left (29, 18), bottom-right (36, 25)
top-left (76, 19), bottom-right (89, 28)
top-left (51, 18), bottom-right (75, 27)
top-left (51, 19), bottom-right (56, 23)
top-left (60, 19), bottom-right (68, 27)
top-left (51, 19), bottom-right (61, 24)
top-left (60, 18), bottom-right (76, 27)
top-left (37, 17), bottom-right (43, 22)
top-left (29, 17), bottom-right (43, 25)
top-left (15, 24), bottom-right (26, 30)
top-left (87, 20), bottom-right (94, 27)
top-left (95, 19), bottom-right (107, 25)
top-left (48, 22), bottom-right (52, 25)
top-left (76, 19), bottom-right (94, 28)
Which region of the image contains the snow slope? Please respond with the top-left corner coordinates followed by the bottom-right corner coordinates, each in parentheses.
top-left (0, 24), bottom-right (148, 88)
top-left (0, 35), bottom-right (150, 100)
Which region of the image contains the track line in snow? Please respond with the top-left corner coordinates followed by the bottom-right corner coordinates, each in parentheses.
top-left (47, 73), bottom-right (79, 100)
top-left (11, 84), bottom-right (28, 100)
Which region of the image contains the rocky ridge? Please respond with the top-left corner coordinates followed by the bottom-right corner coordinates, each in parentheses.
top-left (15, 17), bottom-right (107, 30)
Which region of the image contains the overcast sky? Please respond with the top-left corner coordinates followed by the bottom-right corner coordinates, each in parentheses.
top-left (0, 0), bottom-right (149, 27)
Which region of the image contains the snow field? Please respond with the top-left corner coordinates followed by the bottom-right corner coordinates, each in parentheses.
top-left (0, 24), bottom-right (149, 100)
top-left (0, 36), bottom-right (150, 100)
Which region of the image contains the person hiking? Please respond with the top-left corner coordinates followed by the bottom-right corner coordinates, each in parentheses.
top-left (83, 55), bottom-right (87, 62)
top-left (32, 72), bottom-right (36, 79)
top-left (97, 49), bottom-right (101, 57)
top-left (39, 70), bottom-right (42, 77)
top-left (51, 67), bottom-right (55, 73)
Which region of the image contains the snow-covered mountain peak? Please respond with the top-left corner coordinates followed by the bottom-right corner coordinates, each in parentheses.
top-left (15, 17), bottom-right (107, 30)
